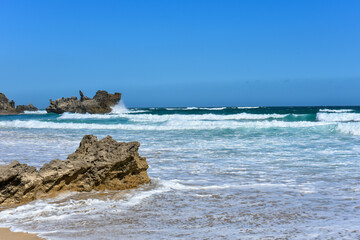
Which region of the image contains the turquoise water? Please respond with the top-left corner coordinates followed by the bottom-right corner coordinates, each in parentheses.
top-left (0, 105), bottom-right (360, 239)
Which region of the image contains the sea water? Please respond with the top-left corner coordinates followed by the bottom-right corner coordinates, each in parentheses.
top-left (0, 105), bottom-right (360, 239)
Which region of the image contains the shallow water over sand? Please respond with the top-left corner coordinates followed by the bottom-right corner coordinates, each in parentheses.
top-left (1, 106), bottom-right (360, 239)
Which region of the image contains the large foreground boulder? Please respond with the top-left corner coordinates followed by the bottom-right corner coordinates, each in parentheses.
top-left (0, 135), bottom-right (150, 206)
top-left (0, 93), bottom-right (38, 114)
top-left (46, 90), bottom-right (122, 114)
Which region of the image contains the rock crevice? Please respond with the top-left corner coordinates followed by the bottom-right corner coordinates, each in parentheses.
top-left (0, 135), bottom-right (150, 206)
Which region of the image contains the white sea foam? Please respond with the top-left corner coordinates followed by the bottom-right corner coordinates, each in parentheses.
top-left (317, 112), bottom-right (360, 122)
top-left (319, 109), bottom-right (354, 113)
top-left (59, 112), bottom-right (290, 121)
top-left (127, 113), bottom-right (289, 122)
top-left (198, 107), bottom-right (227, 110)
top-left (162, 179), bottom-right (290, 191)
top-left (59, 112), bottom-right (121, 119)
top-left (166, 107), bottom-right (227, 111)
top-left (0, 182), bottom-right (167, 228)
top-left (0, 179), bottom-right (312, 239)
top-left (110, 101), bottom-right (129, 113)
top-left (236, 106), bottom-right (259, 109)
top-left (164, 107), bottom-right (197, 110)
top-left (22, 110), bottom-right (48, 114)
top-left (58, 111), bottom-right (148, 120)
top-left (337, 122), bottom-right (360, 135)
top-left (0, 179), bottom-right (186, 236)
top-left (109, 101), bottom-right (148, 113)
top-left (171, 106), bottom-right (258, 110)
top-left (0, 119), bottom-right (333, 131)
top-left (166, 106), bottom-right (259, 110)
top-left (161, 179), bottom-right (231, 190)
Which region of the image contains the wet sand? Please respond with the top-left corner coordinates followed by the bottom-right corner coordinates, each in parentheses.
top-left (0, 228), bottom-right (44, 240)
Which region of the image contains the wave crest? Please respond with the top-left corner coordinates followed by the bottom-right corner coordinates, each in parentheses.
top-left (0, 119), bottom-right (333, 131)
top-left (319, 109), bottom-right (354, 113)
top-left (317, 113), bottom-right (360, 122)
top-left (337, 123), bottom-right (360, 135)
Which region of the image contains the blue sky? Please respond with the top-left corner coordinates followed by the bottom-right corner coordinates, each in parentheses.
top-left (1, 0), bottom-right (360, 108)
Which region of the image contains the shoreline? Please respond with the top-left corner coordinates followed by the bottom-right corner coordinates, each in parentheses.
top-left (0, 228), bottom-right (44, 240)
top-left (0, 113), bottom-right (19, 115)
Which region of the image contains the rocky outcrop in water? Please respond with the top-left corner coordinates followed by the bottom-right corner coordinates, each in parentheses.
top-left (46, 90), bottom-right (122, 114)
top-left (0, 93), bottom-right (16, 114)
top-left (0, 135), bottom-right (150, 206)
top-left (16, 103), bottom-right (38, 113)
top-left (0, 93), bottom-right (38, 114)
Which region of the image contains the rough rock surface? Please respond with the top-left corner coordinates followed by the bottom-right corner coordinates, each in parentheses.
top-left (46, 90), bottom-right (122, 114)
top-left (0, 93), bottom-right (16, 114)
top-left (0, 93), bottom-right (38, 114)
top-left (0, 135), bottom-right (150, 206)
top-left (16, 103), bottom-right (38, 113)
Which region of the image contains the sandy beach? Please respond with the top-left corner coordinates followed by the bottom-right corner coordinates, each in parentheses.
top-left (0, 228), bottom-right (44, 240)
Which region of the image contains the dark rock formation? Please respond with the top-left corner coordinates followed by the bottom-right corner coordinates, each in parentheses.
top-left (0, 93), bottom-right (38, 114)
top-left (0, 135), bottom-right (150, 206)
top-left (0, 93), bottom-right (17, 114)
top-left (46, 90), bottom-right (121, 114)
top-left (16, 103), bottom-right (38, 113)
top-left (79, 90), bottom-right (85, 101)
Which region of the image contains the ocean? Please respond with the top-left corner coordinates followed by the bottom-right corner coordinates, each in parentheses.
top-left (0, 105), bottom-right (360, 239)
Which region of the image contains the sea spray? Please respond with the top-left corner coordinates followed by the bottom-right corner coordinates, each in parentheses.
top-left (110, 100), bottom-right (129, 114)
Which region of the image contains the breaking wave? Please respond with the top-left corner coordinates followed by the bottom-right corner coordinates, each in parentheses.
top-left (59, 113), bottom-right (290, 121)
top-left (23, 110), bottom-right (48, 115)
top-left (319, 109), bottom-right (354, 113)
top-left (0, 119), bottom-right (333, 131)
top-left (236, 106), bottom-right (259, 109)
top-left (336, 122), bottom-right (360, 136)
top-left (165, 107), bottom-right (227, 110)
top-left (317, 113), bottom-right (360, 122)
top-left (110, 101), bottom-right (129, 113)
top-left (59, 113), bottom-right (122, 120)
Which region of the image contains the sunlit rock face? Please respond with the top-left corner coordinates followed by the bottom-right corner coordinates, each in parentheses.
top-left (0, 135), bottom-right (150, 206)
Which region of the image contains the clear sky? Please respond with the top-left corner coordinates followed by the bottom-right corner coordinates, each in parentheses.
top-left (1, 0), bottom-right (360, 108)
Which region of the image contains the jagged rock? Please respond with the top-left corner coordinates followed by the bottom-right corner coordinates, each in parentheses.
top-left (79, 90), bottom-right (90, 102)
top-left (9, 100), bottom-right (15, 109)
top-left (0, 135), bottom-right (150, 206)
top-left (0, 93), bottom-right (17, 114)
top-left (16, 103), bottom-right (38, 113)
top-left (79, 90), bottom-right (85, 101)
top-left (0, 93), bottom-right (38, 114)
top-left (46, 90), bottom-right (121, 114)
